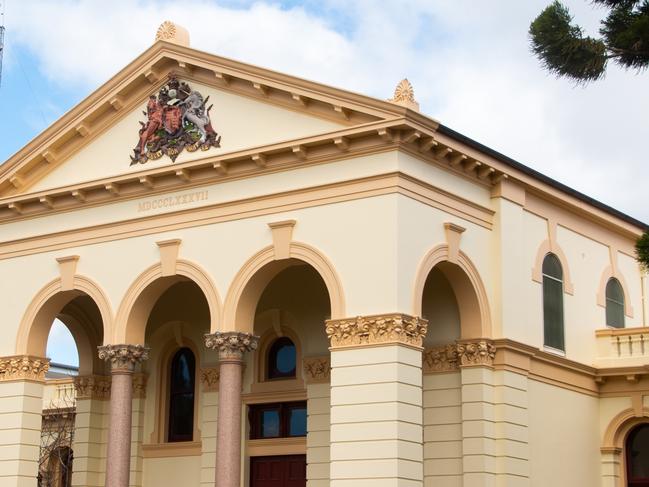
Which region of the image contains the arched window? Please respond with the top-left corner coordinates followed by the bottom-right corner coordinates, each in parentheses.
top-left (168, 347), bottom-right (195, 442)
top-left (606, 278), bottom-right (625, 329)
top-left (542, 253), bottom-right (565, 351)
top-left (626, 423), bottom-right (649, 486)
top-left (267, 337), bottom-right (296, 380)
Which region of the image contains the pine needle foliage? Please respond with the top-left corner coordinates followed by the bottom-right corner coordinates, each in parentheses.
top-left (636, 231), bottom-right (649, 272)
top-left (530, 0), bottom-right (649, 82)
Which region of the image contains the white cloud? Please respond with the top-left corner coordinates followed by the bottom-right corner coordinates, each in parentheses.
top-left (6, 0), bottom-right (649, 221)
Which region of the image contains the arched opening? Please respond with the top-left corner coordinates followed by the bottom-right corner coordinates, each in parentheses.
top-left (606, 277), bottom-right (625, 329)
top-left (167, 347), bottom-right (196, 443)
top-left (267, 337), bottom-right (297, 380)
top-left (418, 258), bottom-right (487, 344)
top-left (140, 279), bottom-right (210, 445)
top-left (542, 253), bottom-right (565, 351)
top-left (421, 266), bottom-right (461, 347)
top-left (242, 260), bottom-right (331, 487)
top-left (24, 289), bottom-right (106, 487)
top-left (626, 423), bottom-right (649, 486)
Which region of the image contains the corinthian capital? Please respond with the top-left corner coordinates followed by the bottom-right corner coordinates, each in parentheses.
top-left (325, 313), bottom-right (428, 348)
top-left (0, 355), bottom-right (50, 382)
top-left (204, 331), bottom-right (259, 361)
top-left (98, 344), bottom-right (149, 373)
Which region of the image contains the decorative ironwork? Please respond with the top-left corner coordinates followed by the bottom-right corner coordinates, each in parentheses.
top-left (131, 75), bottom-right (221, 165)
top-left (38, 395), bottom-right (75, 487)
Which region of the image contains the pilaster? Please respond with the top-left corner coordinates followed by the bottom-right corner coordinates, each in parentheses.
top-left (457, 340), bottom-right (497, 487)
top-left (303, 356), bottom-right (331, 487)
top-left (326, 314), bottom-right (427, 487)
top-left (200, 366), bottom-right (219, 487)
top-left (0, 355), bottom-right (49, 487)
top-left (72, 374), bottom-right (111, 487)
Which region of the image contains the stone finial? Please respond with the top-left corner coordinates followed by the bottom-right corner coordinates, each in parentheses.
top-left (155, 21), bottom-right (190, 47)
top-left (98, 344), bottom-right (150, 373)
top-left (204, 331), bottom-right (259, 361)
top-left (388, 78), bottom-right (420, 111)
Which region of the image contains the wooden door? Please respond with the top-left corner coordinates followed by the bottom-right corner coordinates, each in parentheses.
top-left (250, 455), bottom-right (306, 487)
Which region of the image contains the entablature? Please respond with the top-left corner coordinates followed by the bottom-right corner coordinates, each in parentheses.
top-left (0, 118), bottom-right (505, 225)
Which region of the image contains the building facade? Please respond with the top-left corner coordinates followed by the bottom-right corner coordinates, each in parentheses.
top-left (0, 22), bottom-right (648, 487)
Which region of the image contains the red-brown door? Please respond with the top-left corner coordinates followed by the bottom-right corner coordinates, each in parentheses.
top-left (250, 455), bottom-right (306, 487)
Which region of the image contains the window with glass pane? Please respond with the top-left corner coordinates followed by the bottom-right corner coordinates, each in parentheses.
top-left (267, 337), bottom-right (296, 380)
top-left (542, 254), bottom-right (565, 351)
top-left (249, 402), bottom-right (307, 439)
top-left (168, 347), bottom-right (195, 442)
top-left (605, 278), bottom-right (625, 328)
top-left (288, 406), bottom-right (307, 437)
top-left (626, 423), bottom-right (649, 482)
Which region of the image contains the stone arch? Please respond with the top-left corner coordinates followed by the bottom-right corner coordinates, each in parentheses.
top-left (601, 407), bottom-right (649, 487)
top-left (531, 239), bottom-right (575, 295)
top-left (603, 407), bottom-right (649, 451)
top-left (413, 244), bottom-right (492, 339)
top-left (115, 259), bottom-right (222, 344)
top-left (223, 242), bottom-right (345, 333)
top-left (16, 275), bottom-right (113, 375)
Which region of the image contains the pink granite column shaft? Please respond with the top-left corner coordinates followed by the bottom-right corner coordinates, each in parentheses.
top-left (98, 344), bottom-right (149, 487)
top-left (204, 331), bottom-right (259, 487)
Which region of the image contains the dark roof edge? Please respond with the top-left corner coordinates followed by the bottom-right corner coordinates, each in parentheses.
top-left (437, 123), bottom-right (649, 232)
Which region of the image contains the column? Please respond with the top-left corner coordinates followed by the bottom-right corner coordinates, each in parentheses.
top-left (0, 355), bottom-right (49, 487)
top-left (72, 375), bottom-right (111, 487)
top-left (204, 331), bottom-right (259, 487)
top-left (326, 314), bottom-right (427, 487)
top-left (458, 339), bottom-right (497, 487)
top-left (98, 344), bottom-right (149, 487)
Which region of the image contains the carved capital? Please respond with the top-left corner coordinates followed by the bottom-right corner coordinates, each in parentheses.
top-left (0, 355), bottom-right (50, 382)
top-left (303, 357), bottom-right (331, 383)
top-left (423, 340), bottom-right (496, 373)
top-left (74, 374), bottom-right (112, 399)
top-left (456, 340), bottom-right (496, 367)
top-left (98, 344), bottom-right (149, 373)
top-left (325, 314), bottom-right (427, 348)
top-left (132, 373), bottom-right (148, 398)
top-left (423, 344), bottom-right (460, 373)
top-left (200, 366), bottom-right (220, 392)
top-left (204, 332), bottom-right (259, 361)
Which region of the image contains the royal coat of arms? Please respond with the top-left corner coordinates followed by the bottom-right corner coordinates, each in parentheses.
top-left (130, 76), bottom-right (221, 164)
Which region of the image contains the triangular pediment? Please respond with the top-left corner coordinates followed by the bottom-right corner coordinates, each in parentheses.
top-left (0, 41), bottom-right (408, 197)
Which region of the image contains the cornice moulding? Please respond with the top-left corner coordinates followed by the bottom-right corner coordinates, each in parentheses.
top-left (0, 119), bottom-right (508, 224)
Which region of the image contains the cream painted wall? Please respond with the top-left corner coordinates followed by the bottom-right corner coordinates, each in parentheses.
top-left (617, 252), bottom-right (645, 327)
top-left (29, 82), bottom-right (345, 193)
top-left (528, 380), bottom-right (600, 487)
top-left (397, 151), bottom-right (492, 209)
top-left (423, 372), bottom-right (462, 487)
top-left (2, 151), bottom-right (400, 242)
top-left (142, 456), bottom-right (201, 487)
top-left (395, 194), bottom-right (493, 320)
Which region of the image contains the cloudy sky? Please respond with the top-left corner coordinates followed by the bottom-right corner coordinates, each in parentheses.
top-left (0, 1), bottom-right (647, 363)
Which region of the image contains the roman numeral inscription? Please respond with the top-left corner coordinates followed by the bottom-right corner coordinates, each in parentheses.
top-left (137, 190), bottom-right (209, 213)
